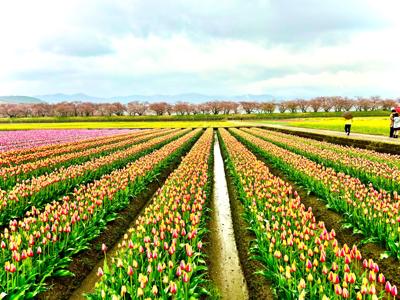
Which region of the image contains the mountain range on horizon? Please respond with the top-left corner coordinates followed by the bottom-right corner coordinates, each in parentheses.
top-left (0, 93), bottom-right (275, 104)
top-left (0, 95), bottom-right (46, 104)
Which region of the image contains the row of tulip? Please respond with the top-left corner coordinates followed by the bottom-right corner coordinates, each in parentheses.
top-left (231, 128), bottom-right (400, 260)
top-left (219, 128), bottom-right (397, 299)
top-left (0, 129), bottom-right (185, 226)
top-left (0, 128), bottom-right (203, 298)
top-left (0, 129), bottom-right (173, 190)
top-left (89, 129), bottom-right (213, 299)
top-left (243, 128), bottom-right (400, 193)
top-left (0, 129), bottom-right (131, 153)
top-left (0, 129), bottom-right (142, 167)
top-left (258, 129), bottom-right (400, 168)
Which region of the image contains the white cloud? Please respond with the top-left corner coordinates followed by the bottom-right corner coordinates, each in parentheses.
top-left (0, 0), bottom-right (399, 98)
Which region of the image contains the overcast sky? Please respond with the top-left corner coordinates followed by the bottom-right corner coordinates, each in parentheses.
top-left (0, 0), bottom-right (399, 99)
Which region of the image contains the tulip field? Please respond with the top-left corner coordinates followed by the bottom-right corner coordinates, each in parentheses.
top-left (0, 127), bottom-right (400, 299)
top-left (0, 130), bottom-right (132, 152)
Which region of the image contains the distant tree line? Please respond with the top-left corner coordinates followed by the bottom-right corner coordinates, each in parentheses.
top-left (0, 96), bottom-right (398, 118)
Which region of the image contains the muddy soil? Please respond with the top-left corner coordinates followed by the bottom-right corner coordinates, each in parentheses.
top-left (207, 136), bottom-right (249, 300)
top-left (218, 135), bottom-right (275, 300)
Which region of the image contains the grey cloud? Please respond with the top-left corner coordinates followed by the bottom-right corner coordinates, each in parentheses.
top-left (12, 56), bottom-right (388, 96)
top-left (75, 0), bottom-right (389, 46)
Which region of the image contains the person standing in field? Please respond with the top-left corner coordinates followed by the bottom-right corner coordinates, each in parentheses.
top-left (344, 118), bottom-right (352, 136)
top-left (390, 109), bottom-right (396, 138)
top-left (393, 112), bottom-right (400, 138)
top-left (343, 112), bottom-right (353, 136)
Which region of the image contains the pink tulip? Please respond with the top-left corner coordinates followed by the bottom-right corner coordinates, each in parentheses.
top-left (391, 285), bottom-right (398, 297)
top-left (369, 284), bottom-right (376, 295)
top-left (170, 281), bottom-right (177, 294)
top-left (386, 281), bottom-right (392, 293)
top-left (342, 288), bottom-right (349, 298)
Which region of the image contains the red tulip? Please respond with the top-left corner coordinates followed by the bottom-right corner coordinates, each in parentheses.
top-left (334, 284), bottom-right (342, 295)
top-left (306, 259), bottom-right (312, 270)
top-left (368, 270), bottom-right (376, 282)
top-left (169, 281), bottom-right (177, 294)
top-left (127, 266), bottom-right (134, 276)
top-left (9, 263), bottom-right (16, 273)
top-left (360, 285), bottom-right (368, 295)
top-left (344, 255), bottom-right (351, 264)
top-left (349, 273), bottom-right (356, 284)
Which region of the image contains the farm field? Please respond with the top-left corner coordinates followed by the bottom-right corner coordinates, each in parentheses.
top-left (251, 116), bottom-right (390, 136)
top-left (0, 128), bottom-right (400, 299)
top-left (0, 120), bottom-right (236, 130)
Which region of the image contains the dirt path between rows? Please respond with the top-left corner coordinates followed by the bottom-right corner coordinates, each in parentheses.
top-left (208, 135), bottom-right (249, 300)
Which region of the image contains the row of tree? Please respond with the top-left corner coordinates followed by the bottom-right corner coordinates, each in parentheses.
top-left (0, 96), bottom-right (398, 118)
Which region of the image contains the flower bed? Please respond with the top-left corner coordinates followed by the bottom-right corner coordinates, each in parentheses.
top-left (0, 129), bottom-right (186, 225)
top-left (219, 128), bottom-right (397, 299)
top-left (0, 129), bottom-right (202, 298)
top-left (244, 127), bottom-right (400, 193)
top-left (89, 129), bottom-right (213, 299)
top-left (231, 128), bottom-right (400, 260)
